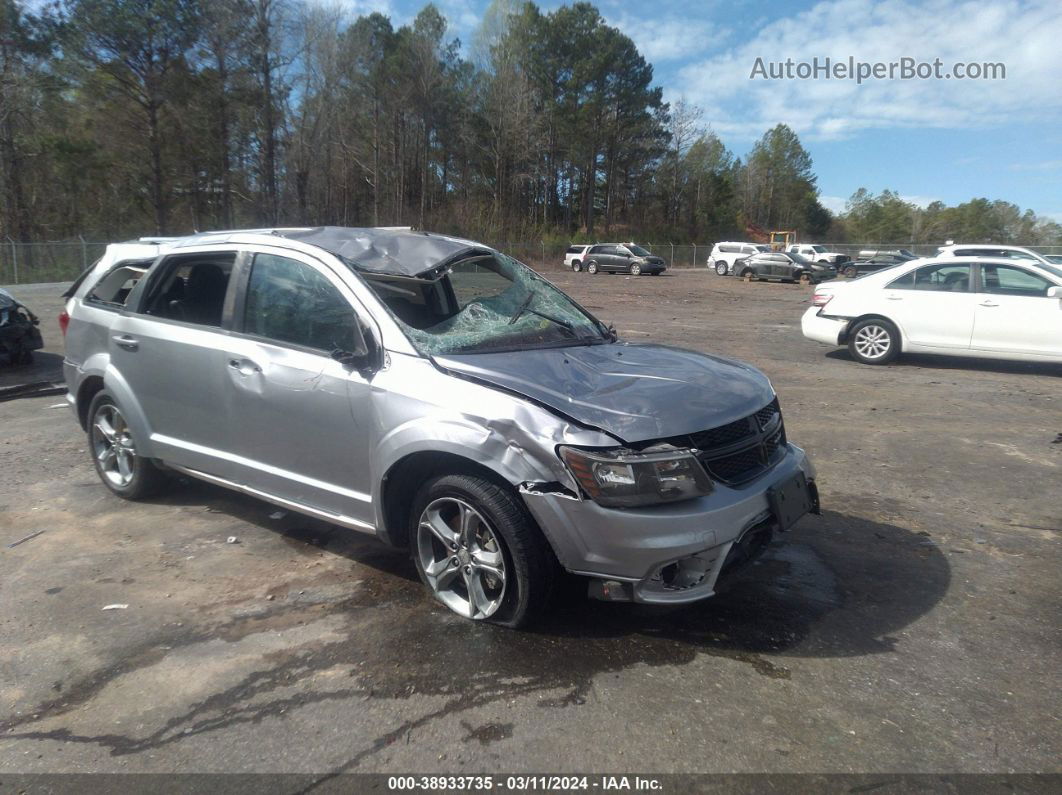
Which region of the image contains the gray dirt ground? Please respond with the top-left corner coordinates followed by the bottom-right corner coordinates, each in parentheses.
top-left (0, 272), bottom-right (1059, 774)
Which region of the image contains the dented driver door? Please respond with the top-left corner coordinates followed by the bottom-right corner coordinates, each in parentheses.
top-left (219, 249), bottom-right (376, 531)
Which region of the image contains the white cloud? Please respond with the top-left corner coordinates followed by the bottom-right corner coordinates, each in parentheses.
top-left (672, 0), bottom-right (1062, 140)
top-left (605, 13), bottom-right (722, 63)
top-left (819, 195), bottom-right (848, 213)
top-left (335, 0), bottom-right (396, 17)
top-left (435, 0), bottom-right (481, 39)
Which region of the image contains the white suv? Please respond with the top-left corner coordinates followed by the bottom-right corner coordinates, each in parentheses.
top-left (564, 245), bottom-right (591, 271)
top-left (935, 244), bottom-right (1049, 264)
top-left (785, 244), bottom-right (850, 267)
top-left (708, 242), bottom-right (769, 275)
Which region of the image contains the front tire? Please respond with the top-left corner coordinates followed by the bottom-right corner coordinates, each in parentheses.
top-left (87, 391), bottom-right (168, 499)
top-left (572, 261), bottom-right (582, 272)
top-left (714, 260), bottom-right (729, 275)
top-left (629, 263), bottom-right (641, 276)
top-left (848, 318), bottom-right (900, 365)
top-left (411, 474), bottom-right (556, 628)
top-left (843, 264), bottom-right (858, 278)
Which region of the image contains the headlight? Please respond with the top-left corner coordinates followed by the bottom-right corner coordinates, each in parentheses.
top-left (559, 446), bottom-right (713, 508)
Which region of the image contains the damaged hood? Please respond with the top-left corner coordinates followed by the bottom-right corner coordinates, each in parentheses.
top-left (434, 343), bottom-right (775, 443)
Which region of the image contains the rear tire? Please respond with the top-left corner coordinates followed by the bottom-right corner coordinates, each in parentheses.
top-left (87, 391), bottom-right (168, 500)
top-left (848, 318), bottom-right (900, 365)
top-left (410, 474), bottom-right (556, 628)
top-left (714, 260), bottom-right (729, 275)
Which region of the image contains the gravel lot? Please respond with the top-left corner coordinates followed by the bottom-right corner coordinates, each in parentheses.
top-left (0, 271), bottom-right (1059, 776)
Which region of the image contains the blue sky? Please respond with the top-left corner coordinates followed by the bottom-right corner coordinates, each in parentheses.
top-left (352, 0), bottom-right (1062, 218)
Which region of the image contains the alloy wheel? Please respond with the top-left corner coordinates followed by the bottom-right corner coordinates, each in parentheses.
top-left (90, 403), bottom-right (137, 488)
top-left (853, 324), bottom-right (892, 360)
top-left (416, 497), bottom-right (507, 619)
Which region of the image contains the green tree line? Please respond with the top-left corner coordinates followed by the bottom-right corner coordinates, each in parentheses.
top-left (1, 0), bottom-right (1058, 248)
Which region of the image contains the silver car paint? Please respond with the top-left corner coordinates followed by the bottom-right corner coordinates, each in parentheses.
top-left (64, 230), bottom-right (816, 604)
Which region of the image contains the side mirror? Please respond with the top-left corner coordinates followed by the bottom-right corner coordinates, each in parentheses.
top-left (330, 323), bottom-right (376, 375)
top-left (331, 347), bottom-right (369, 371)
top-left (1047, 286), bottom-right (1062, 299)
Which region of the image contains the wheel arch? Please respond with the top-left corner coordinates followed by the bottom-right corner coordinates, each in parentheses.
top-left (841, 313), bottom-right (904, 350)
top-left (379, 451), bottom-right (526, 550)
top-left (75, 375), bottom-right (106, 430)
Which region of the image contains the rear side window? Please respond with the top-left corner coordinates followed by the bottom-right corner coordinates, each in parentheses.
top-left (86, 262), bottom-right (151, 308)
top-left (720, 244), bottom-right (739, 254)
top-left (889, 263), bottom-right (970, 292)
top-left (980, 264), bottom-right (1053, 297)
top-left (143, 253), bottom-right (237, 327)
top-left (243, 253), bottom-right (359, 353)
top-left (566, 246), bottom-right (585, 254)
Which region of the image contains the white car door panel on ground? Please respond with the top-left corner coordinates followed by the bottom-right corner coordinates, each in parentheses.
top-left (972, 263), bottom-right (1062, 356)
top-left (881, 263), bottom-right (976, 349)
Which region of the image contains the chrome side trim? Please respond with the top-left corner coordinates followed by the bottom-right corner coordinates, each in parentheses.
top-left (152, 433), bottom-right (371, 503)
top-left (167, 463), bottom-right (377, 533)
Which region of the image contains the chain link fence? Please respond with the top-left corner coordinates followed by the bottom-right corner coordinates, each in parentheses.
top-left (3, 237), bottom-right (1061, 285)
top-left (0, 239), bottom-right (108, 285)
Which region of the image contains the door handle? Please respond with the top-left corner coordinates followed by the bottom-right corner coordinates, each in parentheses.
top-left (228, 358), bottom-right (261, 375)
top-left (979, 300), bottom-right (999, 307)
top-left (112, 334), bottom-right (139, 351)
top-left (885, 295), bottom-right (903, 301)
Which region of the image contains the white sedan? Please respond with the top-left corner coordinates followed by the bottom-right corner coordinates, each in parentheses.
top-left (801, 257), bottom-right (1062, 365)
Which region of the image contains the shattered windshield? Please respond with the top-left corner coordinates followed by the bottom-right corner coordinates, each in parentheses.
top-left (362, 252), bottom-right (608, 355)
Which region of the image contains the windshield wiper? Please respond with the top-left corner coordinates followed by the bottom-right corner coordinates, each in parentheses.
top-left (508, 292), bottom-right (574, 332)
top-left (508, 292), bottom-right (535, 325)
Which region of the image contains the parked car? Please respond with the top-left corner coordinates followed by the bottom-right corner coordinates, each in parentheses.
top-left (802, 256), bottom-right (1062, 365)
top-left (582, 243), bottom-right (666, 275)
top-left (842, 253), bottom-right (910, 278)
top-left (564, 244), bottom-right (591, 271)
top-left (858, 249), bottom-right (917, 261)
top-left (62, 227), bottom-right (818, 627)
top-left (737, 251), bottom-right (837, 283)
top-left (785, 244), bottom-right (851, 267)
top-left (0, 288), bottom-right (44, 366)
top-left (935, 244), bottom-right (1049, 264)
top-left (708, 242), bottom-right (769, 275)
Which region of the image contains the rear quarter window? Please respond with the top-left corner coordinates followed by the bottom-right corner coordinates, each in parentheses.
top-left (85, 262), bottom-right (152, 308)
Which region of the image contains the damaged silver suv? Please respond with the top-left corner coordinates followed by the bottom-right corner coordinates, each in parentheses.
top-left (62, 227), bottom-right (818, 627)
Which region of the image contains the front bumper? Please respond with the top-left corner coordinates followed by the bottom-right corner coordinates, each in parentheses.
top-left (521, 443), bottom-right (817, 605)
top-left (801, 306), bottom-right (848, 346)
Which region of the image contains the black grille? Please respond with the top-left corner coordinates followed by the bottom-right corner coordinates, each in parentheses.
top-left (754, 398), bottom-right (780, 430)
top-left (688, 417), bottom-right (754, 449)
top-left (693, 399), bottom-right (787, 485)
